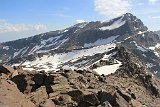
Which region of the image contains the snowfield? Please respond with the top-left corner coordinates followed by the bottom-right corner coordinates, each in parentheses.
top-left (99, 16), bottom-right (125, 31)
top-left (13, 43), bottom-right (116, 72)
top-left (93, 60), bottom-right (122, 75)
top-left (84, 35), bottom-right (119, 47)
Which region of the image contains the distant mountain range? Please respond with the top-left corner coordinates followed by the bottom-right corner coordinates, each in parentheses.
top-left (0, 13), bottom-right (160, 77)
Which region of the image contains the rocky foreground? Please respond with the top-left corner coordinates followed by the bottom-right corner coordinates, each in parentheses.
top-left (0, 47), bottom-right (160, 107)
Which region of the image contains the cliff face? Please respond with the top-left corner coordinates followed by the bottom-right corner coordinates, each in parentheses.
top-left (0, 46), bottom-right (160, 107)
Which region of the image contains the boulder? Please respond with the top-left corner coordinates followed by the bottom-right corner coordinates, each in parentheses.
top-left (97, 91), bottom-right (119, 107)
top-left (52, 94), bottom-right (72, 106)
top-left (0, 79), bottom-right (36, 107)
top-left (83, 94), bottom-right (100, 105)
top-left (29, 86), bottom-right (48, 107)
top-left (0, 65), bottom-right (12, 78)
top-left (0, 65), bottom-right (21, 79)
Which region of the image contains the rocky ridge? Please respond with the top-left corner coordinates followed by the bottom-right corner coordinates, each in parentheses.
top-left (0, 46), bottom-right (160, 107)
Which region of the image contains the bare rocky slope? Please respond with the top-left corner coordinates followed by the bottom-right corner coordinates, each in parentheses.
top-left (0, 46), bottom-right (160, 107)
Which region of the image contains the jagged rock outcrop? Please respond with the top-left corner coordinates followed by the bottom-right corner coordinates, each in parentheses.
top-left (0, 79), bottom-right (36, 107)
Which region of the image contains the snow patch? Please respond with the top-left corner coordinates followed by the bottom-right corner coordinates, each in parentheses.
top-left (154, 71), bottom-right (158, 74)
top-left (124, 36), bottom-right (132, 40)
top-left (146, 63), bottom-right (154, 68)
top-left (93, 60), bottom-right (121, 75)
top-left (63, 29), bottom-right (68, 33)
top-left (23, 67), bottom-right (35, 71)
top-left (149, 47), bottom-right (155, 50)
top-left (13, 47), bottom-right (26, 58)
top-left (84, 35), bottom-right (119, 47)
top-left (137, 31), bottom-right (146, 35)
top-left (149, 43), bottom-right (160, 51)
top-left (142, 34), bottom-right (145, 37)
top-left (3, 46), bottom-right (9, 50)
top-left (132, 41), bottom-right (147, 52)
top-left (142, 54), bottom-right (146, 57)
top-left (21, 47), bottom-right (29, 56)
top-left (102, 52), bottom-right (117, 61)
top-left (78, 23), bottom-right (88, 28)
top-left (53, 38), bottom-right (69, 50)
top-left (73, 22), bottom-right (88, 29)
top-left (99, 17), bottom-right (125, 31)
top-left (29, 35), bottom-right (66, 54)
top-left (154, 52), bottom-right (159, 57)
top-left (155, 43), bottom-right (160, 48)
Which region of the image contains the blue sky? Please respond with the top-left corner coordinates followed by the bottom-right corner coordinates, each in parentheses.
top-left (0, 0), bottom-right (160, 42)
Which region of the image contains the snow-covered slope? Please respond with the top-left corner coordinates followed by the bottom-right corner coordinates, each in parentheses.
top-left (84, 35), bottom-right (119, 47)
top-left (99, 16), bottom-right (126, 31)
top-left (1, 13), bottom-right (160, 76)
top-left (13, 43), bottom-right (117, 73)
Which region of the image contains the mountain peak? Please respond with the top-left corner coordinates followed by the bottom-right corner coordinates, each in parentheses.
top-left (123, 13), bottom-right (134, 17)
top-left (0, 13), bottom-right (157, 76)
top-left (121, 13), bottom-right (148, 32)
top-left (122, 13), bottom-right (139, 21)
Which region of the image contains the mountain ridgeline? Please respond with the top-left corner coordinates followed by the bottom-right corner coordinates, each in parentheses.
top-left (0, 13), bottom-right (160, 77)
top-left (0, 13), bottom-right (160, 107)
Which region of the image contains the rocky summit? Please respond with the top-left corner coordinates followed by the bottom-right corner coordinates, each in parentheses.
top-left (0, 13), bottom-right (160, 107)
